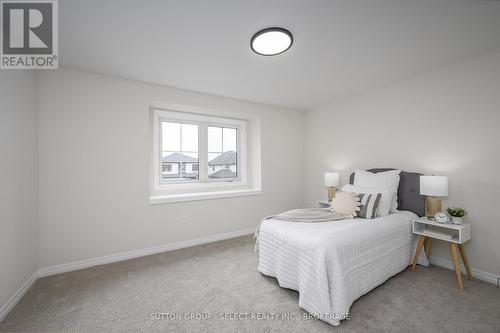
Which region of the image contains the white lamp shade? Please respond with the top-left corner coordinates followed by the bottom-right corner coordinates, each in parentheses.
top-left (420, 175), bottom-right (448, 197)
top-left (324, 172), bottom-right (340, 187)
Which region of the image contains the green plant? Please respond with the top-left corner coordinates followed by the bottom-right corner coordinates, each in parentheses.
top-left (447, 207), bottom-right (468, 217)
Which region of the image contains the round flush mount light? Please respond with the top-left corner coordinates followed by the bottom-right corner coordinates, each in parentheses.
top-left (251, 27), bottom-right (293, 56)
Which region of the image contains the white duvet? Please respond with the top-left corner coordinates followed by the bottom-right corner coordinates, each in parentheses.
top-left (257, 211), bottom-right (428, 326)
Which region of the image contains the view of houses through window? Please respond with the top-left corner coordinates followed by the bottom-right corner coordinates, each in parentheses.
top-left (161, 121), bottom-right (238, 182)
top-left (207, 126), bottom-right (237, 179)
top-left (161, 122), bottom-right (199, 180)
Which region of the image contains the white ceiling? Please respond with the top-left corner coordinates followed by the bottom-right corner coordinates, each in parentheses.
top-left (60, 0), bottom-right (500, 110)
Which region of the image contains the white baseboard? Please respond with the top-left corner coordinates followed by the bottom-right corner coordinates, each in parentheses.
top-left (0, 271), bottom-right (38, 322)
top-left (0, 227), bottom-right (256, 323)
top-left (38, 227), bottom-right (255, 278)
top-left (429, 255), bottom-right (499, 286)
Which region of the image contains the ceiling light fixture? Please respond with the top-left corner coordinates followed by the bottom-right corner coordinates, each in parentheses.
top-left (251, 27), bottom-right (293, 56)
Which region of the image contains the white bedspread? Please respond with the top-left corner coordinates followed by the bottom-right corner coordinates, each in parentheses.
top-left (257, 211), bottom-right (428, 326)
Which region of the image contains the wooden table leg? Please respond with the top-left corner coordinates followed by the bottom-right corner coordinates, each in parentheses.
top-left (458, 243), bottom-right (473, 280)
top-left (424, 237), bottom-right (431, 258)
top-left (450, 243), bottom-right (464, 290)
top-left (412, 235), bottom-right (425, 272)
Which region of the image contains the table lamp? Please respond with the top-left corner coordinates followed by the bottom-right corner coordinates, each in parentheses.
top-left (324, 172), bottom-right (340, 202)
top-left (420, 175), bottom-right (448, 219)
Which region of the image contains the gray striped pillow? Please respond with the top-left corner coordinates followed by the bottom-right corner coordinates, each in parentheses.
top-left (357, 193), bottom-right (382, 219)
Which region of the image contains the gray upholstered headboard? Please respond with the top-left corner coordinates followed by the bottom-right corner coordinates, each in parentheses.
top-left (349, 168), bottom-right (425, 217)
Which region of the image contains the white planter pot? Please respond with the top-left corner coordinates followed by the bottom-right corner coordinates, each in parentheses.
top-left (451, 216), bottom-right (463, 224)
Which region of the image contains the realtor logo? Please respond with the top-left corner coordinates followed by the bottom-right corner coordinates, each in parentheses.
top-left (1, 0), bottom-right (58, 69)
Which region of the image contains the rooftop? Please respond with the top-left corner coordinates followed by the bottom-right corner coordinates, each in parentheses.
top-left (208, 151), bottom-right (236, 166)
top-left (162, 153), bottom-right (198, 163)
top-left (209, 169), bottom-right (236, 179)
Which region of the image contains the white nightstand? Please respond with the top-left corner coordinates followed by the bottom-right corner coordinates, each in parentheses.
top-left (411, 217), bottom-right (472, 290)
top-left (316, 200), bottom-right (331, 208)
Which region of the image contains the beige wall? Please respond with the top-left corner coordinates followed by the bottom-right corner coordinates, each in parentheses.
top-left (304, 49), bottom-right (500, 276)
top-left (0, 72), bottom-right (38, 309)
top-left (37, 69), bottom-right (304, 268)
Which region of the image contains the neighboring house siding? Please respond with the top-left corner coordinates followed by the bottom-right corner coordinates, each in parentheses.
top-left (209, 164), bottom-right (236, 174)
top-left (161, 152), bottom-right (199, 179)
top-left (163, 163), bottom-right (179, 175)
top-left (162, 162), bottom-right (198, 175)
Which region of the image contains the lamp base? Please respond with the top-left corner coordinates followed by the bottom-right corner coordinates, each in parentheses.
top-left (426, 197), bottom-right (442, 219)
top-left (328, 187), bottom-right (337, 202)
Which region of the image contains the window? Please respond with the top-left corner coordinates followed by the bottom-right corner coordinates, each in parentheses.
top-left (158, 117), bottom-right (240, 184)
top-left (151, 107), bottom-right (261, 203)
top-left (151, 107), bottom-right (262, 203)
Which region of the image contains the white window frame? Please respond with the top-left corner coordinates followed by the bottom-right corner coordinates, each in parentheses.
top-left (151, 108), bottom-right (254, 202)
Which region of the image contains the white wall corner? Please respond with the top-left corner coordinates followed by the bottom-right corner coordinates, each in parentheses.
top-left (0, 271), bottom-right (38, 322)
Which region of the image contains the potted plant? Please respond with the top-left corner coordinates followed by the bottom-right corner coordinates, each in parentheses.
top-left (447, 207), bottom-right (467, 224)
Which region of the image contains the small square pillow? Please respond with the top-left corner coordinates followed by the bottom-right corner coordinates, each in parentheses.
top-left (357, 193), bottom-right (382, 219)
top-left (330, 191), bottom-right (361, 219)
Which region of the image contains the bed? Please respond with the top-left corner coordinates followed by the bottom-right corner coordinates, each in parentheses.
top-left (257, 169), bottom-right (429, 326)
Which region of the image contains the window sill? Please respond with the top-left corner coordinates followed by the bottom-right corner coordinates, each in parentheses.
top-left (149, 188), bottom-right (261, 204)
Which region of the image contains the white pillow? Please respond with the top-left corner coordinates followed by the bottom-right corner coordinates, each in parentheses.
top-left (342, 184), bottom-right (396, 217)
top-left (353, 169), bottom-right (401, 212)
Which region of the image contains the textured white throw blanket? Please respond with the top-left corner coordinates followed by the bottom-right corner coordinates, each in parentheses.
top-left (257, 211), bottom-right (428, 326)
top-left (254, 208), bottom-right (344, 252)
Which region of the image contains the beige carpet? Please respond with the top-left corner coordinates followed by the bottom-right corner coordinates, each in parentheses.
top-left (1, 235), bottom-right (499, 333)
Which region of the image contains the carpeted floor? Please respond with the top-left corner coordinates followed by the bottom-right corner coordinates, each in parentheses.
top-left (1, 235), bottom-right (499, 333)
